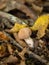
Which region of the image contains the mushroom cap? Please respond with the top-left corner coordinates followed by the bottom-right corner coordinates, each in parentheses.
top-left (18, 27), bottom-right (32, 39)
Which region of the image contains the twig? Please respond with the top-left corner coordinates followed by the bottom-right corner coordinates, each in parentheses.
top-left (3, 31), bottom-right (23, 50)
top-left (28, 51), bottom-right (48, 64)
top-left (0, 11), bottom-right (27, 24)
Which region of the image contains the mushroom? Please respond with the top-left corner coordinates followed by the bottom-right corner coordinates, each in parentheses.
top-left (18, 27), bottom-right (34, 48)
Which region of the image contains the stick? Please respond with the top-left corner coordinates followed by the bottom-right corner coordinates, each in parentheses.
top-left (3, 31), bottom-right (23, 50)
top-left (0, 11), bottom-right (26, 24)
top-left (28, 51), bottom-right (48, 64)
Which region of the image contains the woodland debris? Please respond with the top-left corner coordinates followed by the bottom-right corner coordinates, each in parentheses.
top-left (31, 4), bottom-right (43, 13)
top-left (31, 14), bottom-right (49, 39)
top-left (0, 11), bottom-right (27, 24)
top-left (3, 31), bottom-right (23, 50)
top-left (28, 51), bottom-right (48, 65)
top-left (0, 0), bottom-right (8, 9)
top-left (3, 0), bottom-right (38, 19)
top-left (7, 43), bottom-right (13, 54)
top-left (18, 47), bottom-right (27, 60)
top-left (0, 43), bottom-right (6, 57)
top-left (0, 31), bottom-right (9, 41)
top-left (0, 0), bottom-right (49, 65)
top-left (3, 55), bottom-right (18, 63)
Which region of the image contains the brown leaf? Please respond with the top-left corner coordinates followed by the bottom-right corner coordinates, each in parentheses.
top-left (4, 55), bottom-right (18, 63)
top-left (0, 31), bottom-right (9, 40)
top-left (7, 43), bottom-right (13, 54)
top-left (19, 60), bottom-right (26, 65)
top-left (0, 0), bottom-right (8, 9)
top-left (18, 47), bottom-right (27, 60)
top-left (0, 44), bottom-right (6, 57)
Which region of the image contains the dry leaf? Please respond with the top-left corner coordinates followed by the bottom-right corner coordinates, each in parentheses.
top-left (18, 47), bottom-right (27, 60)
top-left (4, 55), bottom-right (18, 63)
top-left (37, 23), bottom-right (48, 39)
top-left (19, 60), bottom-right (26, 65)
top-left (7, 43), bottom-right (13, 54)
top-left (0, 0), bottom-right (7, 9)
top-left (0, 44), bottom-right (6, 57)
top-left (0, 31), bottom-right (9, 40)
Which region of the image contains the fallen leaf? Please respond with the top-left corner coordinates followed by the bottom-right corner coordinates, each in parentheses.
top-left (19, 60), bottom-right (26, 65)
top-left (31, 14), bottom-right (49, 38)
top-left (0, 31), bottom-right (9, 40)
top-left (18, 47), bottom-right (27, 60)
top-left (0, 0), bottom-right (7, 9)
top-left (0, 44), bottom-right (6, 57)
top-left (10, 23), bottom-right (27, 33)
top-left (7, 43), bottom-right (13, 54)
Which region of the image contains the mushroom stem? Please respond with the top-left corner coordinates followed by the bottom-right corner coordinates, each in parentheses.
top-left (24, 37), bottom-right (34, 48)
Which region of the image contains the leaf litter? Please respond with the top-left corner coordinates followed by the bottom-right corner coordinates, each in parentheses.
top-left (0, 0), bottom-right (49, 65)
